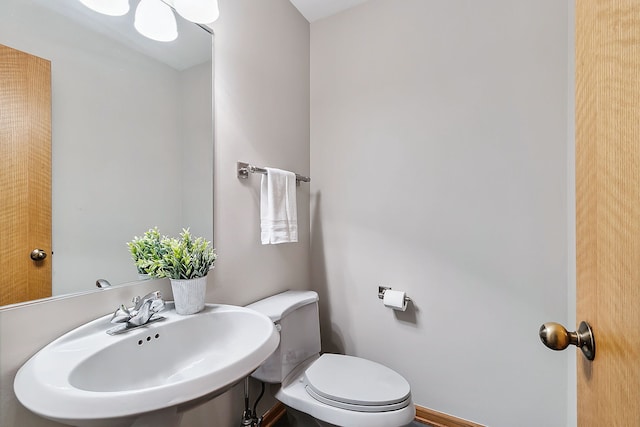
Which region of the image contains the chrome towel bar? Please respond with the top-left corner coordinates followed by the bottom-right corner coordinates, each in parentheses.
top-left (237, 161), bottom-right (311, 184)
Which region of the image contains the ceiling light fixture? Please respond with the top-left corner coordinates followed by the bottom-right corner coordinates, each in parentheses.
top-left (79, 0), bottom-right (130, 16)
top-left (78, 0), bottom-right (219, 42)
top-left (174, 0), bottom-right (219, 24)
top-left (134, 0), bottom-right (178, 42)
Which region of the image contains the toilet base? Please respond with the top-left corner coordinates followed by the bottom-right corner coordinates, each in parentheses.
top-left (284, 406), bottom-right (415, 427)
top-left (286, 407), bottom-right (337, 427)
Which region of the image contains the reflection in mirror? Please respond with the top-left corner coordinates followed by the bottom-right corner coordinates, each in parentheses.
top-left (0, 0), bottom-right (213, 307)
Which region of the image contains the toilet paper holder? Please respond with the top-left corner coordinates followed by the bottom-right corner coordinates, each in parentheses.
top-left (378, 286), bottom-right (411, 302)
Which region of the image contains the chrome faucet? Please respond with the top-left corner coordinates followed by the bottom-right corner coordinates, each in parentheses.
top-left (107, 291), bottom-right (166, 335)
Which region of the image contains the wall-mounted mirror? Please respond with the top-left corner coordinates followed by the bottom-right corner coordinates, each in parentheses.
top-left (0, 0), bottom-right (213, 308)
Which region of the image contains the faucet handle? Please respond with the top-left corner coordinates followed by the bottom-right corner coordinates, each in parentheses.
top-left (132, 291), bottom-right (163, 311)
top-left (149, 297), bottom-right (165, 313)
top-left (131, 295), bottom-right (141, 309)
top-left (127, 297), bottom-right (165, 326)
top-left (110, 305), bottom-right (131, 324)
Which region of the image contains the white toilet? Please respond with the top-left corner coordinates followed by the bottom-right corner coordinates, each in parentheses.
top-left (247, 290), bottom-right (415, 427)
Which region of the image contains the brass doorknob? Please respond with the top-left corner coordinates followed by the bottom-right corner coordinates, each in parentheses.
top-left (539, 321), bottom-right (595, 361)
top-left (30, 248), bottom-right (47, 261)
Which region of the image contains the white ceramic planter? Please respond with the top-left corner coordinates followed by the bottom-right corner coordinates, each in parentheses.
top-left (170, 276), bottom-right (207, 315)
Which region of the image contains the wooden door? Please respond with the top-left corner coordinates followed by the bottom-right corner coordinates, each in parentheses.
top-left (0, 44), bottom-right (52, 305)
top-left (576, 0), bottom-right (640, 424)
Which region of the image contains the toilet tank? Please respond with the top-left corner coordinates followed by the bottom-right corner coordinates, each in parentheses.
top-left (246, 290), bottom-right (321, 383)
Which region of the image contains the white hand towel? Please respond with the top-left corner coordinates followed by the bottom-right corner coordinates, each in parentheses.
top-left (260, 167), bottom-right (298, 244)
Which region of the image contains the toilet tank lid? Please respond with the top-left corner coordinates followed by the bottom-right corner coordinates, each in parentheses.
top-left (246, 290), bottom-right (318, 322)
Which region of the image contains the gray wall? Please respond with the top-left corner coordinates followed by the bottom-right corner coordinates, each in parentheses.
top-left (0, 0), bottom-right (578, 425)
top-left (0, 0), bottom-right (309, 426)
top-left (309, 1), bottom-right (571, 425)
top-left (210, 0), bottom-right (310, 306)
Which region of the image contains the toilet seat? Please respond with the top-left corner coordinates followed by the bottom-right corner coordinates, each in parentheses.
top-left (276, 354), bottom-right (415, 427)
top-left (303, 354), bottom-right (411, 412)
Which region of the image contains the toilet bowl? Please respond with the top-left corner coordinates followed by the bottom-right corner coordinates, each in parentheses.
top-left (247, 290), bottom-right (415, 427)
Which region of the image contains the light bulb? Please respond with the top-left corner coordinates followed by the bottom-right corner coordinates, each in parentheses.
top-left (78, 0), bottom-right (129, 16)
top-left (174, 0), bottom-right (219, 24)
top-left (134, 0), bottom-right (178, 42)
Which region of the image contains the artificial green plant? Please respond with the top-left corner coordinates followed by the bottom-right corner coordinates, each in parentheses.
top-left (126, 227), bottom-right (165, 276)
top-left (154, 228), bottom-right (216, 280)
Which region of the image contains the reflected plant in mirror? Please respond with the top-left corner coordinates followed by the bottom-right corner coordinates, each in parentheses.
top-left (126, 227), bottom-right (165, 279)
top-left (0, 0), bottom-right (214, 308)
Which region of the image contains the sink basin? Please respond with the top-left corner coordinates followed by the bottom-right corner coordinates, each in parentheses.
top-left (14, 303), bottom-right (279, 427)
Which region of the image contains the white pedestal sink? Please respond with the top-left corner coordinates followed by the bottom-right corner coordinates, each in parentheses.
top-left (14, 303), bottom-right (279, 427)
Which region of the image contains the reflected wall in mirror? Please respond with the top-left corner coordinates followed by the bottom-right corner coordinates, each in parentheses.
top-left (0, 0), bottom-right (213, 307)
